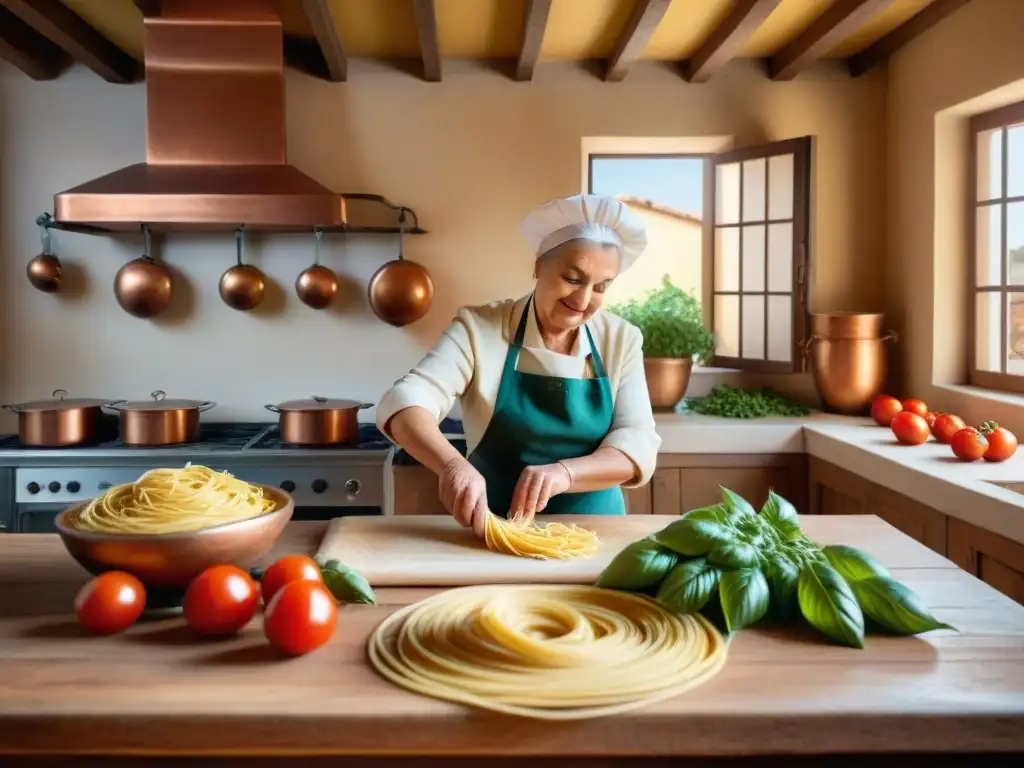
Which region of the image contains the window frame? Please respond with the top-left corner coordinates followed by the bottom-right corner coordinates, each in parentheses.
top-left (968, 100), bottom-right (1024, 394)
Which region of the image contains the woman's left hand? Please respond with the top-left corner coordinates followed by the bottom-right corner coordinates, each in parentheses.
top-left (509, 463), bottom-right (572, 523)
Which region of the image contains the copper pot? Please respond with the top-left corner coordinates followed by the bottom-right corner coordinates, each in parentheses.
top-left (265, 397), bottom-right (373, 446)
top-left (367, 210), bottom-right (433, 327)
top-left (107, 390), bottom-right (216, 446)
top-left (643, 358), bottom-right (694, 411)
top-left (114, 225), bottom-right (173, 319)
top-left (219, 226), bottom-right (266, 311)
top-left (27, 215), bottom-right (63, 293)
top-left (2, 389), bottom-right (124, 447)
top-left (296, 227), bottom-right (339, 310)
top-left (806, 312), bottom-right (898, 415)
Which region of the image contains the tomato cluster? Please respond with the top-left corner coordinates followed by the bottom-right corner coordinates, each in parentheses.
top-left (870, 395), bottom-right (1018, 463)
top-left (73, 554), bottom-right (338, 656)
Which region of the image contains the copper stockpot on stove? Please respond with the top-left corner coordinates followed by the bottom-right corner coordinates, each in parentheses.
top-left (265, 397), bottom-right (373, 446)
top-left (107, 390), bottom-right (217, 446)
top-left (2, 389), bottom-right (125, 447)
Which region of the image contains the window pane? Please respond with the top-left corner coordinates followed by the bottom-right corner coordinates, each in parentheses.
top-left (1009, 201), bottom-right (1024, 285)
top-left (742, 225), bottom-right (766, 292)
top-left (716, 163), bottom-right (740, 225)
top-left (1008, 125), bottom-right (1024, 198)
top-left (714, 227), bottom-right (739, 291)
top-left (975, 291), bottom-right (1001, 372)
top-left (1010, 292), bottom-right (1024, 375)
top-left (977, 128), bottom-right (1003, 202)
top-left (768, 295), bottom-right (792, 362)
top-left (767, 223), bottom-right (793, 292)
top-left (768, 154), bottom-right (794, 220)
top-left (977, 204), bottom-right (1002, 287)
top-left (742, 158), bottom-right (766, 222)
top-left (742, 295), bottom-right (765, 360)
top-left (714, 294), bottom-right (739, 358)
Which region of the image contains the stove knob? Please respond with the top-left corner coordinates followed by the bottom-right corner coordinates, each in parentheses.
top-left (26, 482), bottom-right (40, 495)
top-left (67, 481), bottom-right (81, 493)
top-left (48, 482), bottom-right (61, 493)
top-left (280, 480), bottom-right (296, 493)
top-left (344, 479), bottom-right (361, 495)
top-left (311, 479), bottom-right (328, 494)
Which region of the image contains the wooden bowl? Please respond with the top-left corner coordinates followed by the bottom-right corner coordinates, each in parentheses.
top-left (54, 485), bottom-right (294, 590)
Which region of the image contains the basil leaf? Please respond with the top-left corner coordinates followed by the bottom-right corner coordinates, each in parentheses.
top-left (849, 577), bottom-right (955, 635)
top-left (595, 539), bottom-right (679, 591)
top-left (719, 568), bottom-right (770, 632)
top-left (683, 504), bottom-right (728, 523)
top-left (708, 538), bottom-right (759, 569)
top-left (720, 487), bottom-right (756, 521)
top-left (822, 545), bottom-right (891, 582)
top-left (656, 557), bottom-right (720, 614)
top-left (765, 555), bottom-right (800, 620)
top-left (654, 517), bottom-right (733, 556)
top-left (797, 560), bottom-right (864, 648)
top-left (761, 491), bottom-right (802, 541)
top-left (320, 559), bottom-right (376, 605)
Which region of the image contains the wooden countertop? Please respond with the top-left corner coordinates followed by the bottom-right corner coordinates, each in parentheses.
top-left (1, 519), bottom-right (1023, 759)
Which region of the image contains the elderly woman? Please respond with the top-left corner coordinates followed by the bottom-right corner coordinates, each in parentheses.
top-left (376, 194), bottom-right (661, 537)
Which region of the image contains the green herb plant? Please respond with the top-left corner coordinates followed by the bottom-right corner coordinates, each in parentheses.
top-left (682, 384), bottom-right (810, 418)
top-left (595, 488), bottom-right (953, 647)
top-left (608, 275), bottom-right (715, 363)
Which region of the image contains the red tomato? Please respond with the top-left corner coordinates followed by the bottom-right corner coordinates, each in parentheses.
top-left (924, 412), bottom-right (938, 429)
top-left (261, 554), bottom-right (323, 606)
top-left (900, 398), bottom-right (929, 418)
top-left (183, 564), bottom-right (259, 636)
top-left (932, 413), bottom-right (966, 444)
top-left (75, 571), bottom-right (146, 635)
top-left (951, 428), bottom-right (988, 462)
top-left (263, 580), bottom-right (337, 656)
top-left (980, 421), bottom-right (1018, 462)
top-left (890, 411), bottom-right (930, 445)
top-left (871, 395), bottom-right (903, 427)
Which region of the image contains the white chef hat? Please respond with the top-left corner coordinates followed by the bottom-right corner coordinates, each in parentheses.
top-left (520, 194), bottom-right (647, 274)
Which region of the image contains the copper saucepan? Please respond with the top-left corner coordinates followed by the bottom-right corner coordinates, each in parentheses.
top-left (106, 390), bottom-right (217, 446)
top-left (265, 397), bottom-right (373, 446)
top-left (219, 226), bottom-right (266, 311)
top-left (367, 209), bottom-right (434, 327)
top-left (26, 216), bottom-right (63, 294)
top-left (2, 389), bottom-right (125, 447)
top-left (114, 224), bottom-right (174, 319)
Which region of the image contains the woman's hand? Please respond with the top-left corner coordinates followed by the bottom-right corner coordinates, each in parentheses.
top-left (438, 457), bottom-right (488, 538)
top-left (509, 463), bottom-right (572, 523)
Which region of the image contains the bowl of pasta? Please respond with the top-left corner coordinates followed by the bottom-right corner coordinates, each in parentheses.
top-left (55, 464), bottom-right (294, 590)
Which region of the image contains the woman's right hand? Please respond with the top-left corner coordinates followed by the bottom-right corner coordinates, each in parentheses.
top-left (439, 457), bottom-right (488, 538)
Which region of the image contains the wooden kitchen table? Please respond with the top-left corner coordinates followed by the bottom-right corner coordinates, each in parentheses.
top-left (0, 519), bottom-right (1022, 765)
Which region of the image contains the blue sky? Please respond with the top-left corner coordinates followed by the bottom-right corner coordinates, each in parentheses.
top-left (589, 156), bottom-right (704, 217)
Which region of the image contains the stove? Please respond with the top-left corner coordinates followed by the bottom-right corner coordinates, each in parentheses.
top-left (0, 419), bottom-right (463, 533)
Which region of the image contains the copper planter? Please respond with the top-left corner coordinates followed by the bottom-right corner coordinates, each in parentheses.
top-left (807, 313), bottom-right (897, 415)
top-left (265, 397), bottom-right (373, 446)
top-left (644, 358), bottom-right (694, 411)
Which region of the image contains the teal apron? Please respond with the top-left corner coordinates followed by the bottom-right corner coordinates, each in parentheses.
top-left (467, 294), bottom-right (626, 518)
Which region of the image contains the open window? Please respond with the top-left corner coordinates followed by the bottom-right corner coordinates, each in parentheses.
top-left (707, 137), bottom-right (812, 373)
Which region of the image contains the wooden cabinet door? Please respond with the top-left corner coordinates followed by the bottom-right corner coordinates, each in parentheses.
top-left (650, 457), bottom-right (806, 516)
top-left (623, 485), bottom-right (652, 514)
top-left (809, 457), bottom-right (867, 516)
top-left (392, 466), bottom-right (446, 515)
top-left (948, 518), bottom-right (1024, 605)
top-left (678, 466), bottom-right (794, 513)
top-left (651, 468), bottom-right (682, 515)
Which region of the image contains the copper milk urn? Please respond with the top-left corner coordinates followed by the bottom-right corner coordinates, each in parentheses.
top-left (807, 313), bottom-right (897, 415)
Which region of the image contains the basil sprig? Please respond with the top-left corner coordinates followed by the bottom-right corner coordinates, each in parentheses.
top-left (318, 559), bottom-right (377, 605)
top-left (594, 487), bottom-right (954, 648)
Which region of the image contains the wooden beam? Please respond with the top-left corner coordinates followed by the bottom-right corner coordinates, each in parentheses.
top-left (767, 0), bottom-right (894, 81)
top-left (683, 0), bottom-right (781, 82)
top-left (515, 0), bottom-right (550, 82)
top-left (412, 0), bottom-right (441, 82)
top-left (300, 0), bottom-right (346, 82)
top-left (606, 0), bottom-right (670, 82)
top-left (0, 3), bottom-right (69, 79)
top-left (846, 0), bottom-right (973, 77)
top-left (0, 0), bottom-right (140, 83)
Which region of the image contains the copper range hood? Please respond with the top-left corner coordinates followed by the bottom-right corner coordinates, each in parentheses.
top-left (53, 0), bottom-right (345, 232)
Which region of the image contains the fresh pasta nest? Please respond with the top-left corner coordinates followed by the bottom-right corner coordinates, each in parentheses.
top-left (63, 464), bottom-right (278, 535)
top-left (368, 583), bottom-right (728, 720)
top-left (483, 512), bottom-right (600, 560)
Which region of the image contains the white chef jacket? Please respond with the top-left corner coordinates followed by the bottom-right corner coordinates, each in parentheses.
top-left (376, 294), bottom-right (661, 488)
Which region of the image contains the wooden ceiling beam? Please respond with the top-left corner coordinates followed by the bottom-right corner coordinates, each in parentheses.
top-left (767, 0), bottom-right (894, 81)
top-left (0, 0), bottom-right (140, 83)
top-left (847, 0), bottom-right (973, 77)
top-left (299, 0), bottom-right (347, 82)
top-left (515, 0), bottom-right (551, 82)
top-left (682, 0), bottom-right (781, 83)
top-left (412, 0), bottom-right (441, 82)
top-left (606, 0), bottom-right (671, 82)
top-left (0, 4), bottom-right (69, 80)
